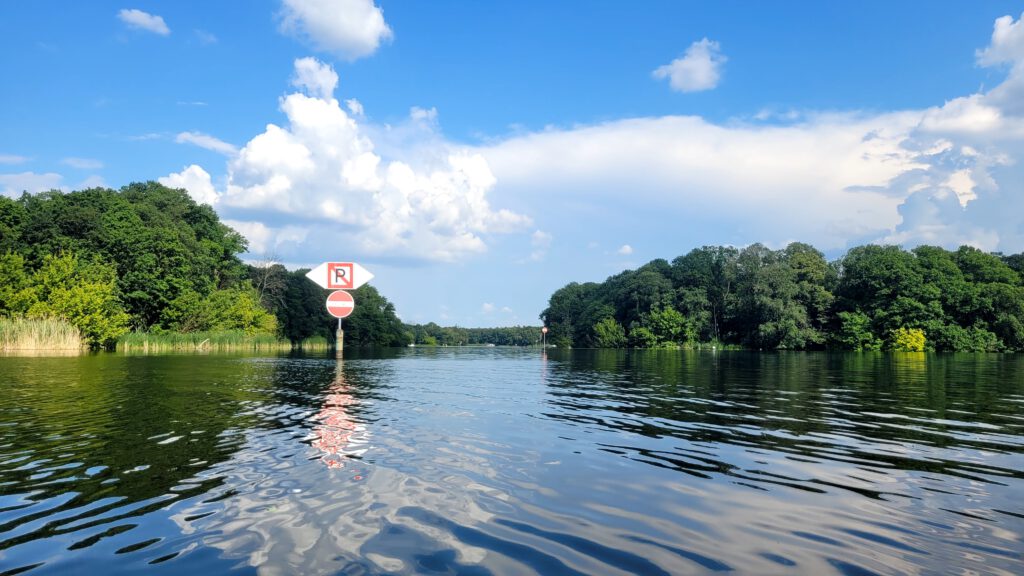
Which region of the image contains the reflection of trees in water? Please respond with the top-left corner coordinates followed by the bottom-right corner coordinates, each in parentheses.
top-left (539, 350), bottom-right (1024, 492)
top-left (0, 354), bottom-right (346, 559)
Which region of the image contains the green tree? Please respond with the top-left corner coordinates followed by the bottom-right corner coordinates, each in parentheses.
top-left (642, 306), bottom-right (693, 347)
top-left (0, 252), bottom-right (36, 315)
top-left (628, 326), bottom-right (659, 348)
top-left (26, 252), bottom-right (130, 348)
top-left (592, 317), bottom-right (627, 348)
top-left (835, 311), bottom-right (880, 350)
top-left (541, 281), bottom-right (600, 347)
top-left (342, 285), bottom-right (409, 346)
top-left (162, 283), bottom-right (277, 335)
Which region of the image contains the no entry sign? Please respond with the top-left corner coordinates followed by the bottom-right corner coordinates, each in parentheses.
top-left (326, 290), bottom-right (355, 319)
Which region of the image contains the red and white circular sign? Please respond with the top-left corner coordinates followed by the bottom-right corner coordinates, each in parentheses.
top-left (541, 326), bottom-right (548, 334)
top-left (326, 290), bottom-right (355, 319)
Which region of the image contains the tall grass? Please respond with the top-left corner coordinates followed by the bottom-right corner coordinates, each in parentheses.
top-left (298, 336), bottom-right (331, 350)
top-left (0, 317), bottom-right (83, 351)
top-left (117, 330), bottom-right (292, 353)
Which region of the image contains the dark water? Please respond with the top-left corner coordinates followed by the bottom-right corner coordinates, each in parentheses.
top-left (0, 350), bottom-right (1021, 575)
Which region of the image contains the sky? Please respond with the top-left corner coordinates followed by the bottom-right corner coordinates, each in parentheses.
top-left (2, 1), bottom-right (1024, 327)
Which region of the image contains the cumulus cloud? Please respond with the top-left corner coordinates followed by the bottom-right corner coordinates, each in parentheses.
top-left (117, 9), bottom-right (170, 36)
top-left (279, 0), bottom-right (392, 61)
top-left (479, 112), bottom-right (922, 250)
top-left (481, 303), bottom-right (495, 314)
top-left (291, 56), bottom-right (338, 100)
top-left (164, 57), bottom-right (530, 262)
top-left (0, 172), bottom-right (62, 197)
top-left (175, 131), bottom-right (238, 156)
top-left (879, 11), bottom-right (1024, 251)
top-left (616, 244), bottom-right (634, 255)
top-left (653, 38), bottom-right (726, 93)
top-left (159, 164), bottom-right (219, 206)
top-left (220, 219), bottom-right (309, 255)
top-left (478, 13), bottom-right (1024, 255)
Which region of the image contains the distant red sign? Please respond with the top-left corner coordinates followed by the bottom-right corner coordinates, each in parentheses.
top-left (326, 290), bottom-right (355, 319)
top-left (542, 327), bottom-right (548, 334)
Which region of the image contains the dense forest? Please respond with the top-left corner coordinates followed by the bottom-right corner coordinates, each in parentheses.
top-left (0, 183), bottom-right (408, 348)
top-left (542, 243), bottom-right (1024, 352)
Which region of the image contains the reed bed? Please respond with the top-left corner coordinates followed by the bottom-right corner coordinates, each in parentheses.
top-left (117, 330), bottom-right (292, 353)
top-left (0, 317), bottom-right (83, 351)
top-left (298, 336), bottom-right (331, 350)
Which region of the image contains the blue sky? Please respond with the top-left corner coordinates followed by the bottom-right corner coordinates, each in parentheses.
top-left (2, 1), bottom-right (1023, 326)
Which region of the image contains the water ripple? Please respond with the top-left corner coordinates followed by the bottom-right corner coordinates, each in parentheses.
top-left (0, 350), bottom-right (1021, 575)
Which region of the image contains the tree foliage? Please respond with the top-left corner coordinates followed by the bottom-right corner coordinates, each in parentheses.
top-left (405, 323), bottom-right (543, 346)
top-left (542, 242), bottom-right (1024, 351)
top-left (0, 184), bottom-right (406, 347)
top-left (0, 251), bottom-right (130, 347)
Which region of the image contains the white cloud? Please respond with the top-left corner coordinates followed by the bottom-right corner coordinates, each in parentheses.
top-left (481, 303), bottom-right (495, 313)
top-left (164, 57), bottom-right (530, 263)
top-left (77, 175), bottom-right (107, 189)
top-left (480, 8), bottom-right (1024, 254)
top-left (0, 154), bottom-right (29, 165)
top-left (653, 38), bottom-right (727, 93)
top-left (159, 164), bottom-right (219, 206)
top-left (876, 12), bottom-right (1024, 251)
top-left (61, 157), bottom-right (103, 170)
top-left (410, 106), bottom-right (438, 123)
top-left (479, 112), bottom-right (923, 251)
top-left (617, 244), bottom-right (634, 255)
top-left (475, 14), bottom-right (1024, 254)
top-left (117, 9), bottom-right (170, 36)
top-left (976, 13), bottom-right (1024, 66)
top-left (532, 230), bottom-right (552, 245)
top-left (175, 131), bottom-right (238, 156)
top-left (291, 57), bottom-right (338, 100)
top-left (524, 229), bottom-right (553, 262)
top-left (0, 172), bottom-right (62, 197)
top-left (220, 219), bottom-right (310, 255)
top-left (345, 98), bottom-right (364, 117)
top-left (278, 0), bottom-right (392, 61)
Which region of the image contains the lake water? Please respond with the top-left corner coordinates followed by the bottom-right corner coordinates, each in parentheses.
top-left (0, 349), bottom-right (1021, 575)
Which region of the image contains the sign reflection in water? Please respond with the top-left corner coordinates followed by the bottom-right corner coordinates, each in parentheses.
top-left (311, 360), bottom-right (369, 469)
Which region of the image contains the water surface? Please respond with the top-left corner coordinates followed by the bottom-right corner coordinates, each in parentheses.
top-left (0, 349), bottom-right (1021, 574)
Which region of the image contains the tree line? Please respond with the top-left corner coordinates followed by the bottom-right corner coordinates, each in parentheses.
top-left (404, 323), bottom-right (542, 346)
top-left (541, 243), bottom-right (1024, 352)
top-left (0, 184), bottom-right (407, 348)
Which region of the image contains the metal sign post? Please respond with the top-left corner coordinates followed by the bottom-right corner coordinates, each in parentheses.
top-left (337, 317), bottom-right (343, 356)
top-left (325, 289), bottom-right (356, 358)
